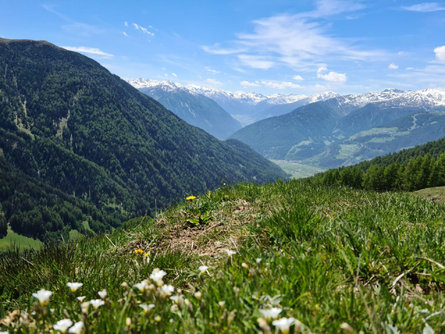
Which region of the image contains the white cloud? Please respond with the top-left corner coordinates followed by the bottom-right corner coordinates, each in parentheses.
top-left (201, 45), bottom-right (246, 55)
top-left (434, 46), bottom-right (445, 62)
top-left (133, 23), bottom-right (155, 37)
top-left (238, 54), bottom-right (275, 69)
top-left (402, 2), bottom-right (445, 12)
top-left (240, 80), bottom-right (300, 89)
top-left (317, 66), bottom-right (347, 82)
top-left (124, 21), bottom-right (128, 27)
top-left (388, 63), bottom-right (399, 70)
top-left (171, 73), bottom-right (177, 77)
top-left (261, 80), bottom-right (301, 89)
top-left (62, 46), bottom-right (113, 58)
top-left (240, 80), bottom-right (260, 87)
top-left (122, 32), bottom-right (128, 37)
top-left (205, 67), bottom-right (220, 74)
top-left (310, 0), bottom-right (366, 17)
top-left (293, 75), bottom-right (304, 81)
top-left (206, 78), bottom-right (223, 86)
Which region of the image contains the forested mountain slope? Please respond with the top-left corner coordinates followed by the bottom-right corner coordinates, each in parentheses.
top-left (0, 38), bottom-right (287, 241)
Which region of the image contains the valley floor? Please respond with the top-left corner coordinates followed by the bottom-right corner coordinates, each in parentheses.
top-left (0, 180), bottom-right (444, 333)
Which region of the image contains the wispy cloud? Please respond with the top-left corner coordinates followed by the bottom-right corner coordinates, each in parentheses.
top-left (206, 78), bottom-right (223, 85)
top-left (62, 46), bottom-right (113, 58)
top-left (202, 0), bottom-right (383, 72)
top-left (132, 23), bottom-right (155, 37)
top-left (122, 32), bottom-right (128, 37)
top-left (388, 63), bottom-right (399, 70)
top-left (238, 54), bottom-right (275, 69)
top-left (402, 2), bottom-right (445, 12)
top-left (317, 66), bottom-right (347, 82)
top-left (201, 44), bottom-right (246, 55)
top-left (240, 80), bottom-right (300, 89)
top-left (293, 75), bottom-right (304, 81)
top-left (240, 80), bottom-right (260, 87)
top-left (205, 67), bottom-right (220, 74)
top-left (434, 46), bottom-right (445, 62)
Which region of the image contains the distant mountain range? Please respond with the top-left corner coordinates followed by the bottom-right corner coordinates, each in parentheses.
top-left (231, 89), bottom-right (445, 169)
top-left (0, 38), bottom-right (286, 241)
top-left (127, 79), bottom-right (337, 126)
top-left (128, 80), bottom-right (242, 139)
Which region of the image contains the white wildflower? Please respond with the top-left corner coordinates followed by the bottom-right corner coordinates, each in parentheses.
top-left (225, 249), bottom-right (236, 257)
top-left (77, 296), bottom-right (86, 302)
top-left (90, 299), bottom-right (105, 309)
top-left (134, 279), bottom-right (149, 292)
top-left (260, 307), bottom-right (282, 321)
top-left (198, 265), bottom-right (209, 273)
top-left (159, 284), bottom-right (174, 298)
top-left (98, 289), bottom-right (107, 299)
top-left (53, 319), bottom-right (73, 333)
top-left (32, 289), bottom-right (52, 306)
top-left (272, 317), bottom-right (295, 334)
top-left (139, 303), bottom-right (155, 314)
top-left (256, 258), bottom-right (262, 264)
top-left (80, 301), bottom-right (90, 313)
top-left (150, 268), bottom-right (167, 286)
top-left (68, 321), bottom-right (84, 334)
top-left (194, 291), bottom-right (202, 300)
top-left (67, 282), bottom-right (83, 292)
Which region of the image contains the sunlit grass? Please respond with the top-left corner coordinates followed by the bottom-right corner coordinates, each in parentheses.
top-left (0, 180), bottom-right (444, 332)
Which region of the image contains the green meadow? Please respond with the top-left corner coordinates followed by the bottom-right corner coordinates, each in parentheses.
top-left (0, 180), bottom-right (444, 333)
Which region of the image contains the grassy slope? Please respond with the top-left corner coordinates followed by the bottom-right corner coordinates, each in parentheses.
top-left (0, 226), bottom-right (42, 252)
top-left (414, 186), bottom-right (445, 204)
top-left (0, 181), bottom-right (444, 333)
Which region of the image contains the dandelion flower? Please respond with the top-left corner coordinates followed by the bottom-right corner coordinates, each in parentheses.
top-left (98, 289), bottom-right (107, 299)
top-left (32, 289), bottom-right (52, 306)
top-left (134, 248), bottom-right (143, 254)
top-left (186, 196), bottom-right (196, 201)
top-left (159, 284), bottom-right (174, 298)
top-left (90, 299), bottom-right (105, 309)
top-left (67, 282), bottom-right (83, 292)
top-left (198, 265), bottom-right (208, 274)
top-left (139, 304), bottom-right (155, 314)
top-left (53, 319), bottom-right (73, 333)
top-left (68, 321), bottom-right (84, 334)
top-left (150, 268), bottom-right (167, 286)
top-left (260, 307), bottom-right (282, 321)
top-left (272, 317), bottom-right (295, 334)
top-left (77, 296), bottom-right (86, 302)
top-left (134, 280), bottom-right (149, 292)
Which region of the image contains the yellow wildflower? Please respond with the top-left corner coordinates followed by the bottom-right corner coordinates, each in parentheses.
top-left (186, 195), bottom-right (196, 201)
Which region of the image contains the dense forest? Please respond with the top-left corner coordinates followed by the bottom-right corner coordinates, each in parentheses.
top-left (0, 38), bottom-right (287, 241)
top-left (313, 136), bottom-right (445, 191)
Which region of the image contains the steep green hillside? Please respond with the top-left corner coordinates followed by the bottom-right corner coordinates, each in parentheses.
top-left (139, 85), bottom-right (242, 139)
top-left (313, 136), bottom-right (445, 192)
top-left (0, 181), bottom-right (443, 332)
top-left (231, 102), bottom-right (341, 159)
top-left (231, 97), bottom-right (445, 169)
top-left (0, 38), bottom-right (286, 241)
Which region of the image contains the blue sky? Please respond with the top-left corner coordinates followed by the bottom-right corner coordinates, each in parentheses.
top-left (1, 0), bottom-right (445, 95)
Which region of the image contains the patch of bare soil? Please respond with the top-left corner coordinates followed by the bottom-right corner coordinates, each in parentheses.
top-left (158, 199), bottom-right (257, 258)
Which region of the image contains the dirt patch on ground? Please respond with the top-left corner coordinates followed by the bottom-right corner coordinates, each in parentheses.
top-left (156, 199), bottom-right (257, 258)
